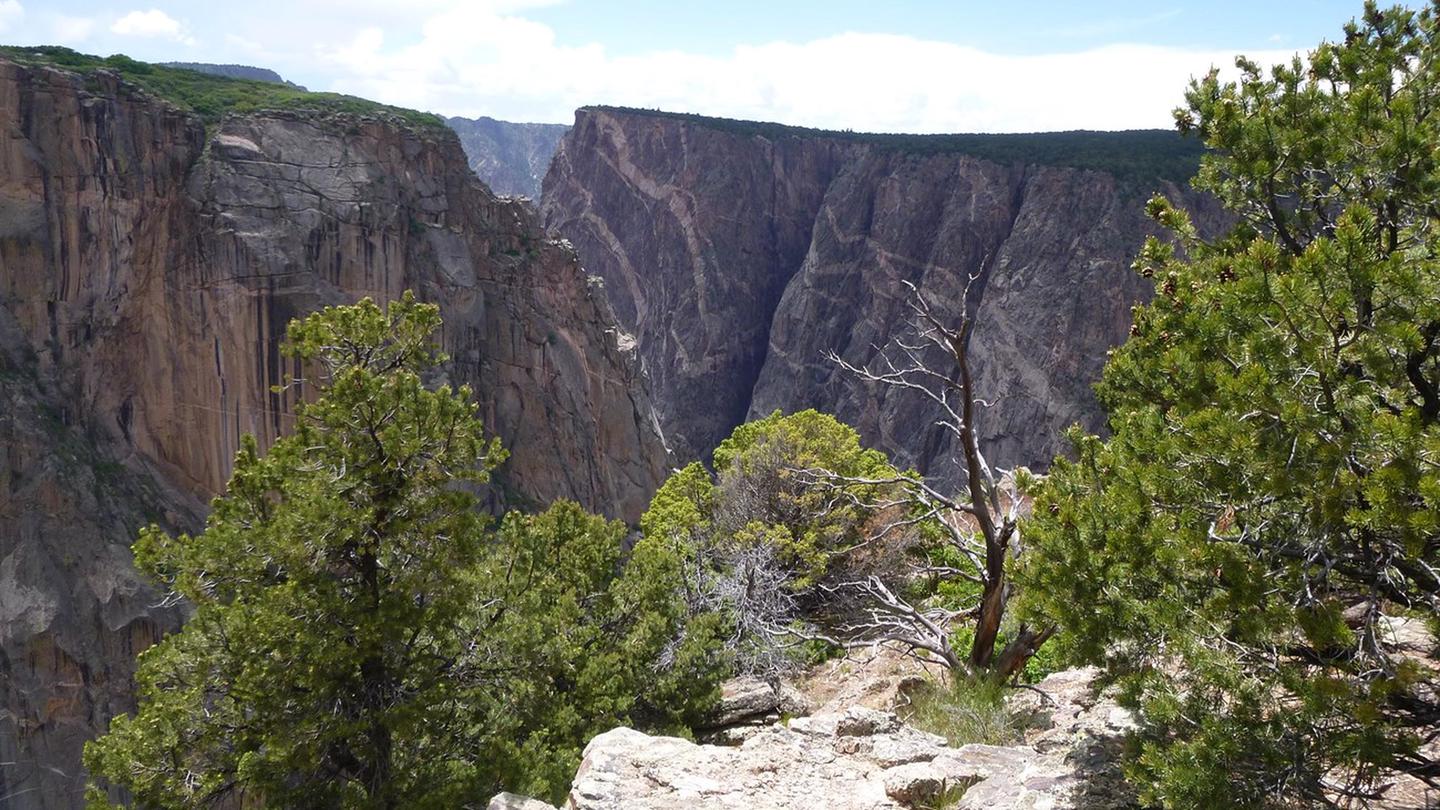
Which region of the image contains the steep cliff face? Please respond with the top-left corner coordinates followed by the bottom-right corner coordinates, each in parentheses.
top-left (542, 107), bottom-right (1223, 478)
top-left (753, 154), bottom-right (1216, 478)
top-left (0, 60), bottom-right (667, 808)
top-left (0, 328), bottom-right (198, 810)
top-left (448, 115), bottom-right (569, 199)
top-left (542, 110), bottom-right (852, 461)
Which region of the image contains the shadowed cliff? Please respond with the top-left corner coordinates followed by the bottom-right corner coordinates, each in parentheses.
top-left (448, 115), bottom-right (570, 199)
top-left (541, 106), bottom-right (1226, 477)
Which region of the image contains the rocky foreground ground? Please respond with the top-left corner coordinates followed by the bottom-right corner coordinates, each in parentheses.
top-left (490, 657), bottom-right (1138, 810)
top-left (491, 619), bottom-right (1440, 809)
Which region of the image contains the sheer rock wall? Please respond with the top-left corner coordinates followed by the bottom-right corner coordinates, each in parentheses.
top-left (0, 60), bottom-right (667, 809)
top-left (542, 107), bottom-right (1225, 477)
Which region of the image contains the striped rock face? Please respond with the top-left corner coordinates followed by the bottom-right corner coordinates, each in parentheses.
top-left (542, 107), bottom-right (1228, 484)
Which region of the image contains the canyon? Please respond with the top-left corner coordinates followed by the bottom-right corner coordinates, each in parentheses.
top-left (541, 107), bottom-right (1225, 479)
top-left (0, 57), bottom-right (665, 809)
top-left (448, 115), bottom-right (570, 199)
top-left (0, 55), bottom-right (1229, 810)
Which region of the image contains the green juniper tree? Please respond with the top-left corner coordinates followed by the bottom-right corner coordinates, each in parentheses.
top-left (85, 294), bottom-right (724, 808)
top-left (705, 408), bottom-right (900, 589)
top-left (471, 500), bottom-right (727, 801)
top-left (645, 400), bottom-right (1052, 685)
top-left (1021, 3), bottom-right (1440, 806)
top-left (87, 294), bottom-right (504, 808)
top-left (640, 409), bottom-right (901, 676)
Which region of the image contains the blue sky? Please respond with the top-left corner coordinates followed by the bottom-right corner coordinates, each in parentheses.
top-left (0, 1), bottom-right (1382, 131)
top-left (527, 2), bottom-right (1359, 56)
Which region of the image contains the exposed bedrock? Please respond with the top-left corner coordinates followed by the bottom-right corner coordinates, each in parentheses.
top-left (0, 60), bottom-right (667, 809)
top-left (542, 107), bottom-right (1226, 479)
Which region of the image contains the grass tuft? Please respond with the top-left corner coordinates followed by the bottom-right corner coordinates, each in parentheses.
top-left (900, 676), bottom-right (1020, 748)
top-left (915, 781), bottom-right (974, 810)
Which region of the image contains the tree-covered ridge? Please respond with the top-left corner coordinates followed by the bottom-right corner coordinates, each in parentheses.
top-left (0, 46), bottom-right (447, 132)
top-left (584, 105), bottom-right (1206, 186)
top-left (158, 62), bottom-right (297, 86)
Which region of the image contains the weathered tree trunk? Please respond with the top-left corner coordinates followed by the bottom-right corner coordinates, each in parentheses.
top-left (824, 280), bottom-right (1052, 683)
top-left (969, 578), bottom-right (1007, 670)
top-left (992, 624), bottom-right (1057, 681)
top-left (950, 315), bottom-right (1008, 672)
top-left (358, 545), bottom-right (396, 808)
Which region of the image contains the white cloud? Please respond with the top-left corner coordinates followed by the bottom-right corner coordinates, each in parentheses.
top-left (313, 2), bottom-right (1298, 132)
top-left (0, 1), bottom-right (23, 35)
top-left (223, 32), bottom-right (291, 67)
top-left (52, 14), bottom-right (95, 44)
top-left (110, 9), bottom-right (194, 45)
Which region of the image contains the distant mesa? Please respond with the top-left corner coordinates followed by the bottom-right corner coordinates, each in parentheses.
top-left (160, 61), bottom-right (309, 90)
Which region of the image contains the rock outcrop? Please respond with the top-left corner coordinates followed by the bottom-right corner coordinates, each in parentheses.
top-left (0, 58), bottom-right (667, 809)
top-left (489, 793), bottom-right (562, 810)
top-left (698, 677), bottom-right (815, 743)
top-left (449, 116), bottom-right (570, 199)
top-left (542, 106), bottom-right (1226, 477)
top-left (493, 667), bottom-right (1139, 809)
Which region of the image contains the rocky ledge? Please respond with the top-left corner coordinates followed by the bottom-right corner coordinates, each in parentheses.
top-left (491, 667), bottom-right (1137, 810)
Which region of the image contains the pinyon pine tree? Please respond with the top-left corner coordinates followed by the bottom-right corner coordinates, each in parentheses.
top-left (640, 409), bottom-right (900, 676)
top-left (1021, 3), bottom-right (1440, 806)
top-left (85, 294), bottom-right (726, 808)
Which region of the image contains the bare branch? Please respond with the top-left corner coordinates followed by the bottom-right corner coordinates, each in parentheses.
top-left (810, 278), bottom-right (1053, 677)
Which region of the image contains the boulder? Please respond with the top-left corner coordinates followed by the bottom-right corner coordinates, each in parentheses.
top-left (1380, 615), bottom-right (1436, 656)
top-left (487, 793), bottom-right (558, 810)
top-left (709, 677), bottom-right (783, 726)
top-left (707, 676), bottom-right (816, 729)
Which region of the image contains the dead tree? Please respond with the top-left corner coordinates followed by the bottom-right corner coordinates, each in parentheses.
top-left (806, 277), bottom-right (1054, 682)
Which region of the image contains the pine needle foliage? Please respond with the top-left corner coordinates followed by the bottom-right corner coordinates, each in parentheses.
top-left (1020, 3), bottom-right (1440, 806)
top-left (85, 294), bottom-right (725, 808)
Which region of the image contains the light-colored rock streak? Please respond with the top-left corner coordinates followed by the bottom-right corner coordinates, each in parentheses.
top-left (579, 210), bottom-right (647, 327)
top-left (591, 112), bottom-right (712, 324)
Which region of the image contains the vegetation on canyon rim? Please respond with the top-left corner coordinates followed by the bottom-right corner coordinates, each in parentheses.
top-left (0, 46), bottom-right (447, 131)
top-left (79, 1), bottom-right (1440, 807)
top-left (589, 105), bottom-right (1207, 187)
